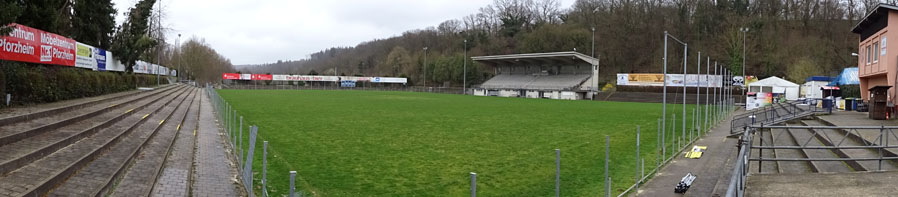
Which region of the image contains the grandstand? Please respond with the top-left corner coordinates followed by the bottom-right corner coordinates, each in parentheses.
top-left (471, 51), bottom-right (599, 100)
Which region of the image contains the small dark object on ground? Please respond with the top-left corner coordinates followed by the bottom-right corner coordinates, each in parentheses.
top-left (675, 172), bottom-right (696, 193)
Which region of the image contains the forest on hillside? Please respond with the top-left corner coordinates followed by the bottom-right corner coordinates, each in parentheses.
top-left (241, 0), bottom-right (888, 87)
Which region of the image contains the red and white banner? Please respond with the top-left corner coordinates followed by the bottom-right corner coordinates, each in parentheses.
top-left (222, 73), bottom-right (240, 80)
top-left (251, 74), bottom-right (273, 80)
top-left (0, 23), bottom-right (76, 66)
top-left (225, 73), bottom-right (407, 83)
top-left (271, 75), bottom-right (338, 82)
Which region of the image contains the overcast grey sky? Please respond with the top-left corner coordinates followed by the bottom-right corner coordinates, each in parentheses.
top-left (111, 0), bottom-right (576, 65)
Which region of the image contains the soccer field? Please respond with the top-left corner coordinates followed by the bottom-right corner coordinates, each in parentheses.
top-left (219, 89), bottom-right (701, 196)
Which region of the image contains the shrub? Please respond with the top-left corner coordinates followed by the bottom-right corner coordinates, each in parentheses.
top-left (0, 61), bottom-right (169, 107)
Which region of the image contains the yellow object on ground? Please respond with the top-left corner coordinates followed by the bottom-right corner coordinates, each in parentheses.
top-left (685, 146), bottom-right (707, 159)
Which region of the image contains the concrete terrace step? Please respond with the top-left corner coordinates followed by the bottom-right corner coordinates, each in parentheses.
top-left (0, 85), bottom-right (180, 146)
top-left (0, 86), bottom-right (191, 196)
top-left (783, 125), bottom-right (854, 173)
top-left (0, 84), bottom-right (174, 126)
top-left (803, 119), bottom-right (898, 171)
top-left (0, 86), bottom-right (186, 175)
top-left (46, 87), bottom-right (195, 196)
top-left (109, 88), bottom-right (201, 196)
top-left (152, 88), bottom-right (202, 197)
top-left (770, 128), bottom-right (814, 173)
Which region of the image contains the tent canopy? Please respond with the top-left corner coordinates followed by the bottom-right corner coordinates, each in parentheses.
top-left (748, 76), bottom-right (800, 87)
top-left (828, 67), bottom-right (859, 86)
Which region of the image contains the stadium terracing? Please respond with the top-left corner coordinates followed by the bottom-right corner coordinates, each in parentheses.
top-left (472, 51), bottom-right (599, 100)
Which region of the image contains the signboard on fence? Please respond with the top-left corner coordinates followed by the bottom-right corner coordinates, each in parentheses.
top-left (371, 77), bottom-right (407, 83)
top-left (0, 23), bottom-right (77, 66)
top-left (616, 73), bottom-right (722, 87)
top-left (251, 74), bottom-right (273, 80)
top-left (74, 42), bottom-right (109, 71)
top-left (222, 73), bottom-right (240, 80)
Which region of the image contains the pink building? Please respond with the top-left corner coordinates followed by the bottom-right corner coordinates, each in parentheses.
top-left (853, 4), bottom-right (898, 104)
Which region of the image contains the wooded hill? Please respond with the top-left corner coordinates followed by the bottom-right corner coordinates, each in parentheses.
top-left (241, 0), bottom-right (877, 87)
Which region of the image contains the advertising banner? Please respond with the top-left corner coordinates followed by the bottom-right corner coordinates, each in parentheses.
top-left (617, 73), bottom-right (721, 87)
top-left (371, 77), bottom-right (407, 83)
top-left (222, 73), bottom-right (240, 80)
top-left (240, 74), bottom-right (251, 80)
top-left (251, 74), bottom-right (273, 80)
top-left (0, 24), bottom-right (76, 66)
top-left (271, 75), bottom-right (339, 82)
top-left (74, 42), bottom-right (107, 71)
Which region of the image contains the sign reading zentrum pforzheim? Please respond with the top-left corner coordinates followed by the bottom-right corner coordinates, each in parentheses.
top-left (0, 23), bottom-right (76, 66)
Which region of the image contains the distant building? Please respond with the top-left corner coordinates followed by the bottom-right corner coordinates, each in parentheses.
top-left (852, 4), bottom-right (898, 104)
top-left (471, 52), bottom-right (599, 100)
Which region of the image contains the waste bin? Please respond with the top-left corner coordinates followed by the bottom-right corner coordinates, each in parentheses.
top-left (845, 98), bottom-right (854, 111)
top-left (852, 98), bottom-right (859, 111)
top-left (869, 86), bottom-right (891, 120)
top-left (822, 99), bottom-right (833, 109)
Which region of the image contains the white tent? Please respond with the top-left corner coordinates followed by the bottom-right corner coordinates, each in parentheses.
top-left (748, 76), bottom-right (800, 100)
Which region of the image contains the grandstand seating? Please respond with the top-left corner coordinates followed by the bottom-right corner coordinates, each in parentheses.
top-left (480, 74), bottom-right (591, 90)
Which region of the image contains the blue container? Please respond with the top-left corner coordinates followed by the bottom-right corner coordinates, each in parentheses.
top-left (822, 99), bottom-right (833, 109)
top-left (852, 99), bottom-right (859, 111)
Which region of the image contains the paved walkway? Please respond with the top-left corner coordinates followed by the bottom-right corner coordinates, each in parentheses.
top-left (153, 89), bottom-right (202, 197)
top-left (191, 90), bottom-right (243, 197)
top-left (635, 109), bottom-right (742, 197)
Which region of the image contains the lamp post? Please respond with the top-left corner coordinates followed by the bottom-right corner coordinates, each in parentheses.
top-left (176, 34), bottom-right (181, 82)
top-left (423, 47), bottom-right (428, 87)
top-left (463, 39), bottom-right (467, 94)
top-left (740, 27), bottom-right (749, 97)
top-left (591, 27), bottom-right (596, 58)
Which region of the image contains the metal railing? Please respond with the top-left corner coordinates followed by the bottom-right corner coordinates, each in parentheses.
top-left (725, 125), bottom-right (898, 197)
top-left (729, 100), bottom-right (820, 134)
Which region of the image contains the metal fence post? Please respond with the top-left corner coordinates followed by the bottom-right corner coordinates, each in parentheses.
top-left (263, 141), bottom-right (268, 197)
top-left (240, 116), bottom-right (244, 164)
top-left (657, 119), bottom-right (662, 166)
top-left (556, 149), bottom-right (560, 197)
top-left (470, 172), bottom-right (477, 197)
top-left (289, 171), bottom-right (296, 197)
top-left (242, 126), bottom-right (259, 197)
top-left (635, 125), bottom-right (640, 196)
top-left (604, 135), bottom-right (610, 197)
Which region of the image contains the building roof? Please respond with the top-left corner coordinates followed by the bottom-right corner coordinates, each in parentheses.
top-left (852, 3), bottom-right (898, 33)
top-left (471, 51), bottom-right (598, 66)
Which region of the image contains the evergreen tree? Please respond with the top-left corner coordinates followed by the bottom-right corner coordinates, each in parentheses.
top-left (16, 0), bottom-right (68, 35)
top-left (72, 0), bottom-right (116, 48)
top-left (0, 0), bottom-right (23, 35)
top-left (110, 0), bottom-right (157, 73)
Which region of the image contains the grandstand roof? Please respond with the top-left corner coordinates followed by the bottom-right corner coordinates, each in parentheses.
top-left (471, 51), bottom-right (598, 66)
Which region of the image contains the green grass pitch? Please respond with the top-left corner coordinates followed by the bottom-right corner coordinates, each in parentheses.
top-left (219, 89), bottom-right (703, 196)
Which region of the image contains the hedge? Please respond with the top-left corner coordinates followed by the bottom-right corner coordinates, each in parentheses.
top-left (0, 61), bottom-right (168, 107)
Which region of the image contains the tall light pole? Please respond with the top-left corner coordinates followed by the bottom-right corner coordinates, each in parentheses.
top-left (463, 39), bottom-right (467, 94)
top-left (591, 27), bottom-right (596, 58)
top-left (176, 34), bottom-right (181, 82)
top-left (740, 27), bottom-right (749, 97)
top-left (423, 47), bottom-right (428, 87)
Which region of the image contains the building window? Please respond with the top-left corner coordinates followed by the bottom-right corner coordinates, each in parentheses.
top-left (867, 45), bottom-right (872, 65)
top-left (874, 42), bottom-right (880, 62)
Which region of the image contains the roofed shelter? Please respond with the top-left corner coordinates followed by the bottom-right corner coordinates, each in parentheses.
top-left (471, 51), bottom-right (600, 100)
top-left (852, 3), bottom-right (898, 105)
